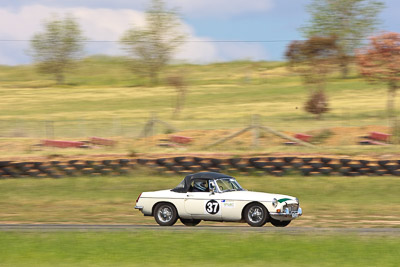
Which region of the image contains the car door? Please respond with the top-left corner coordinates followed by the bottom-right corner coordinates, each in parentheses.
top-left (184, 179), bottom-right (222, 220)
top-left (215, 179), bottom-right (241, 221)
top-left (219, 193), bottom-right (240, 221)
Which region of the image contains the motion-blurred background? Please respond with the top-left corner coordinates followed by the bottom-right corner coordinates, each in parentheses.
top-left (0, 0), bottom-right (399, 156)
top-left (0, 1), bottom-right (399, 266)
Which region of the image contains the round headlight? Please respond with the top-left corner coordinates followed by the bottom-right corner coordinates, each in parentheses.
top-left (272, 198), bottom-right (278, 207)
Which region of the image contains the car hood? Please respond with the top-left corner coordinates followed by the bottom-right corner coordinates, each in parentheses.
top-left (219, 191), bottom-right (296, 202)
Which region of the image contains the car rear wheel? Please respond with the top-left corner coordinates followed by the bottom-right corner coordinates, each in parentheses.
top-left (270, 218), bottom-right (291, 227)
top-left (244, 203), bottom-right (269, 227)
top-left (154, 203), bottom-right (178, 226)
top-left (180, 218), bottom-right (201, 226)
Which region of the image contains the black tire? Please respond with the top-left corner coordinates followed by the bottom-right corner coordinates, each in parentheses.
top-left (154, 203), bottom-right (178, 226)
top-left (270, 218), bottom-right (291, 227)
top-left (180, 218), bottom-right (201, 226)
top-left (244, 203), bottom-right (269, 227)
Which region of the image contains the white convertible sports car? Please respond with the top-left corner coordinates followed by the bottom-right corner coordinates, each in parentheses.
top-left (135, 172), bottom-right (302, 227)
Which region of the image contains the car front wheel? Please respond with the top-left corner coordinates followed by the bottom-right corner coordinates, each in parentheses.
top-left (180, 218), bottom-right (201, 226)
top-left (244, 203), bottom-right (269, 227)
top-left (154, 203), bottom-right (178, 226)
top-left (270, 218), bottom-right (291, 227)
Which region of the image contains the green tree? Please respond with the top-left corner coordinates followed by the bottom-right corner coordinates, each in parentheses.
top-left (120, 0), bottom-right (186, 85)
top-left (30, 15), bottom-right (85, 84)
top-left (301, 0), bottom-right (384, 77)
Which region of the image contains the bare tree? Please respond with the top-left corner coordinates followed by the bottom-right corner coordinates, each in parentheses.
top-left (120, 0), bottom-right (186, 85)
top-left (30, 15), bottom-right (85, 84)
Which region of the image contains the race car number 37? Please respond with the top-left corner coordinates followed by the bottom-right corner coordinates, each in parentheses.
top-left (205, 200), bottom-right (219, 214)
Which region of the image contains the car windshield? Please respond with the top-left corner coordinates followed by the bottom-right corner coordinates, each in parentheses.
top-left (215, 178), bottom-right (244, 192)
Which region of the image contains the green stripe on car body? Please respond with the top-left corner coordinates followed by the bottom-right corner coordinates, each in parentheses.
top-left (278, 198), bottom-right (292, 203)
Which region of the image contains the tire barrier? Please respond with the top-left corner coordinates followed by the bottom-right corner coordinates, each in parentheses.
top-left (1, 156), bottom-right (400, 179)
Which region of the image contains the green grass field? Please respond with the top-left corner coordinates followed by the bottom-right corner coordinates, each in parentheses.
top-left (1, 174), bottom-right (399, 227)
top-left (1, 231), bottom-right (399, 267)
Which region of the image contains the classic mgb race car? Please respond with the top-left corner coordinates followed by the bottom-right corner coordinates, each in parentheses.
top-left (135, 172), bottom-right (302, 227)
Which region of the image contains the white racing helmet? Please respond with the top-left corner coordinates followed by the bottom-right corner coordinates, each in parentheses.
top-left (194, 181), bottom-right (207, 192)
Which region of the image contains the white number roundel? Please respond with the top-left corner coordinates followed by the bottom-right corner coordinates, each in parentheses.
top-left (205, 200), bottom-right (219, 214)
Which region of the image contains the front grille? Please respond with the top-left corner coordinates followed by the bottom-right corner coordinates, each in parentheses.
top-left (284, 204), bottom-right (299, 212)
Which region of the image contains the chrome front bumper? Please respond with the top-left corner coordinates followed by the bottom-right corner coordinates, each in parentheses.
top-left (270, 207), bottom-right (303, 220)
top-left (134, 205), bottom-right (144, 210)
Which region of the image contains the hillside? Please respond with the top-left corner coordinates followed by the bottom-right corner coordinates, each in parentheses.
top-left (0, 56), bottom-right (397, 157)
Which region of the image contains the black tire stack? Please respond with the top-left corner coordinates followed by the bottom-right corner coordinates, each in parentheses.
top-left (1, 156), bottom-right (400, 179)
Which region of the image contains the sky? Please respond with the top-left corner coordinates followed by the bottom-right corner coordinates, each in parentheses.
top-left (0, 0), bottom-right (399, 65)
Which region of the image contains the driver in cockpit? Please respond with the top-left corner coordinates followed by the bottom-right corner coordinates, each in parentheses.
top-left (192, 181), bottom-right (209, 192)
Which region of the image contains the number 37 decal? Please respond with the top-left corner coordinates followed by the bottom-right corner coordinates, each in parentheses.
top-left (205, 200), bottom-right (220, 214)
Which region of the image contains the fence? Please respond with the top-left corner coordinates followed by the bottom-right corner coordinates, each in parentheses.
top-left (0, 112), bottom-right (393, 140)
top-left (0, 119), bottom-right (142, 139)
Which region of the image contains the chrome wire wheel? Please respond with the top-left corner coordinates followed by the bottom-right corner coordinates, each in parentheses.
top-left (157, 206), bottom-right (173, 223)
top-left (244, 203), bottom-right (269, 227)
top-left (154, 203), bottom-right (178, 226)
top-left (248, 206), bottom-right (264, 224)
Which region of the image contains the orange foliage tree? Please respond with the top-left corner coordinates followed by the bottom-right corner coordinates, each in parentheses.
top-left (286, 36), bottom-right (338, 119)
top-left (357, 32), bottom-right (400, 117)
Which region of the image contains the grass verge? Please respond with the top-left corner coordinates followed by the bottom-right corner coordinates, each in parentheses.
top-left (0, 231), bottom-right (399, 267)
top-left (0, 174), bottom-right (399, 227)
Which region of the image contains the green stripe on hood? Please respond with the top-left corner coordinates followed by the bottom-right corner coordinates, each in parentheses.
top-left (278, 198), bottom-right (292, 203)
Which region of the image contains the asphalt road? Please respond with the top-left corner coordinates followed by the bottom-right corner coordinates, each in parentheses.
top-left (1, 224), bottom-right (399, 235)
